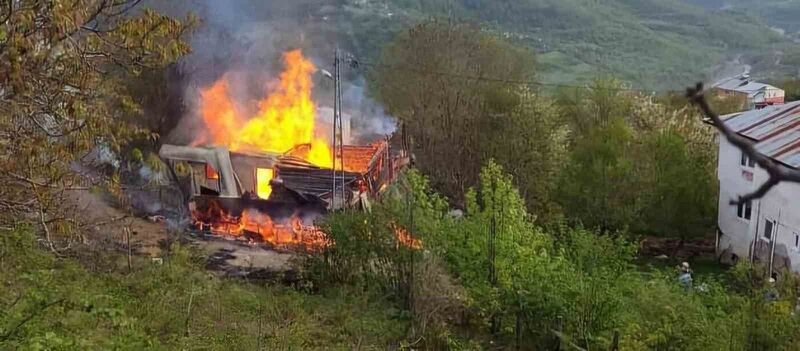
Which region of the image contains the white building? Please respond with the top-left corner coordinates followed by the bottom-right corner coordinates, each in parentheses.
top-left (713, 74), bottom-right (785, 110)
top-left (716, 101), bottom-right (800, 274)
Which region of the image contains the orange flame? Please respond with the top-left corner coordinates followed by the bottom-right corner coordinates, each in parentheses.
top-left (196, 50), bottom-right (333, 167)
top-left (193, 200), bottom-right (330, 251)
top-left (392, 223), bottom-right (423, 250)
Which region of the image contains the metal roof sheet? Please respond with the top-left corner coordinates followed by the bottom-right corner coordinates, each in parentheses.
top-left (723, 101), bottom-right (800, 168)
top-left (714, 76), bottom-right (779, 96)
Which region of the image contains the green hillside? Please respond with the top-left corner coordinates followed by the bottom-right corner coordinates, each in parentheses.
top-left (341, 0), bottom-right (800, 90)
top-left (685, 0), bottom-right (800, 33)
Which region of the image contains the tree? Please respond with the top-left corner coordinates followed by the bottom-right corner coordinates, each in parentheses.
top-left (630, 97), bottom-right (718, 242)
top-left (0, 1), bottom-right (194, 246)
top-left (638, 129), bottom-right (716, 242)
top-left (779, 79), bottom-right (800, 102)
top-left (370, 19), bottom-right (536, 206)
top-left (557, 116), bottom-right (642, 232)
top-left (556, 80), bottom-right (718, 239)
top-left (482, 90), bottom-right (566, 223)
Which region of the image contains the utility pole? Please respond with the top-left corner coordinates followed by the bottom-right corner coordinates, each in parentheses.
top-left (332, 49), bottom-right (345, 209)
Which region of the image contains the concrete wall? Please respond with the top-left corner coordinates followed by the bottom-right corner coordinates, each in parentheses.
top-left (762, 87), bottom-right (786, 105)
top-left (717, 135), bottom-right (800, 273)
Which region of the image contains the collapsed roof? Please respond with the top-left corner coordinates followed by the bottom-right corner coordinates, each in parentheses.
top-left (158, 137), bottom-right (400, 209)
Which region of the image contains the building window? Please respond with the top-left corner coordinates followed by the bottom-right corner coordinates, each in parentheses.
top-left (795, 233), bottom-right (799, 249)
top-left (205, 163), bottom-right (219, 180)
top-left (736, 201), bottom-right (752, 220)
top-left (255, 168), bottom-right (274, 199)
top-left (763, 219), bottom-right (775, 241)
top-left (740, 152), bottom-right (755, 167)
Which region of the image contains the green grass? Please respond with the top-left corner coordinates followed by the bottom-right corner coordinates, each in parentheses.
top-left (0, 228), bottom-right (408, 350)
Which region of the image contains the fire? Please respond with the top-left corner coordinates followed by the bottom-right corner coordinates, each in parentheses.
top-left (392, 223), bottom-right (423, 250)
top-left (192, 201), bottom-right (421, 252)
top-left (193, 200), bottom-right (330, 250)
top-left (255, 168), bottom-right (274, 199)
top-left (197, 50), bottom-right (333, 167)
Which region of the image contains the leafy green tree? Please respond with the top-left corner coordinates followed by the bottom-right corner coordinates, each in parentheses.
top-left (371, 19), bottom-right (536, 206)
top-left (557, 80), bottom-right (718, 240)
top-left (779, 79), bottom-right (800, 102)
top-left (0, 1), bottom-right (194, 244)
top-left (557, 116), bottom-right (642, 231)
top-left (631, 96), bottom-right (718, 242)
top-left (638, 130), bottom-right (716, 242)
top-left (483, 90), bottom-right (567, 223)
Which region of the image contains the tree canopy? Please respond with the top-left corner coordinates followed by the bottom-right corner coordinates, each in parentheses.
top-left (0, 1), bottom-right (194, 243)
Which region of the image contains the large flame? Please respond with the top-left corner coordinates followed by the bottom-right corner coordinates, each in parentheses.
top-left (192, 201), bottom-right (422, 251)
top-left (197, 50), bottom-right (333, 167)
top-left (193, 200), bottom-right (330, 251)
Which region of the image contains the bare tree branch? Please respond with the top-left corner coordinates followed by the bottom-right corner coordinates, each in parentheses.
top-left (686, 82), bottom-right (800, 205)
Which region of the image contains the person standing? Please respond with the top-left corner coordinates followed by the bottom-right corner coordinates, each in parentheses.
top-left (678, 262), bottom-right (693, 292)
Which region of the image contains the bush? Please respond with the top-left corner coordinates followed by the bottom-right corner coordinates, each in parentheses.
top-left (0, 227), bottom-right (407, 349)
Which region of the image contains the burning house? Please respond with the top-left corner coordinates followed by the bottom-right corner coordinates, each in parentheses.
top-left (159, 49), bottom-right (408, 249)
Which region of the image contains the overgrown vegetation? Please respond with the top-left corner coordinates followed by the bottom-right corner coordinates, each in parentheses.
top-left (306, 166), bottom-right (800, 349)
top-left (0, 1), bottom-right (194, 245)
top-left (0, 228), bottom-right (407, 349)
top-left (373, 21), bottom-right (718, 237)
top-left (5, 1), bottom-right (800, 350)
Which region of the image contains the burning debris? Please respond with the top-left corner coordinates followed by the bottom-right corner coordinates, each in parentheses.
top-left (159, 49), bottom-right (410, 250)
top-left (192, 199), bottom-right (329, 250)
top-left (392, 223), bottom-right (423, 250)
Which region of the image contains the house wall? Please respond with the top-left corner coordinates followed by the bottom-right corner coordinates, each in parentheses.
top-left (229, 154), bottom-right (276, 198)
top-left (717, 135), bottom-right (800, 273)
top-left (190, 162), bottom-right (221, 195)
top-left (762, 87), bottom-right (786, 105)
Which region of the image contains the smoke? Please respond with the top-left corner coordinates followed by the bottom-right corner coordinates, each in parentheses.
top-left (342, 78), bottom-right (397, 142)
top-left (142, 0), bottom-right (395, 145)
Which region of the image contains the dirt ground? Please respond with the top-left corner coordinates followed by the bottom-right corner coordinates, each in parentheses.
top-left (66, 189), bottom-right (296, 274)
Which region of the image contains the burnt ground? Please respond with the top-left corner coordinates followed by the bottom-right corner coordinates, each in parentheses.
top-left (66, 189), bottom-right (301, 281)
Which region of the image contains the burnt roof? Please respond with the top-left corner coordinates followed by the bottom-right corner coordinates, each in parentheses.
top-left (277, 166), bottom-right (361, 198)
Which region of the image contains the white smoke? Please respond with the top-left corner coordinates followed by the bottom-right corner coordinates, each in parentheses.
top-left (142, 0), bottom-right (396, 145)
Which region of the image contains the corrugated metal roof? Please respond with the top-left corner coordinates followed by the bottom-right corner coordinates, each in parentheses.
top-left (723, 101), bottom-right (800, 168)
top-left (714, 76), bottom-right (779, 97)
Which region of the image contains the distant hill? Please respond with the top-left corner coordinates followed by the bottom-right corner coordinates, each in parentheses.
top-left (147, 0), bottom-right (800, 92)
top-left (683, 0), bottom-right (800, 34)
top-left (340, 0), bottom-right (800, 90)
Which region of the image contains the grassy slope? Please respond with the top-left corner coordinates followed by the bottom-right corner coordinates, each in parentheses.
top-left (344, 0), bottom-right (798, 90)
top-left (0, 229), bottom-right (407, 350)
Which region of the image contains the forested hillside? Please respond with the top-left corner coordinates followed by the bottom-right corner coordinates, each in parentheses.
top-left (151, 0), bottom-right (800, 90)
top-left (342, 0), bottom-right (800, 90)
top-left (685, 0), bottom-right (800, 33)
